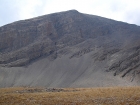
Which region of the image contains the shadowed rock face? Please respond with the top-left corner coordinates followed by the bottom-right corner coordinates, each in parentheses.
top-left (0, 10), bottom-right (140, 88)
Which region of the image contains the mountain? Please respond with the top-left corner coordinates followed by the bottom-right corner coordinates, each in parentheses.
top-left (0, 10), bottom-right (140, 88)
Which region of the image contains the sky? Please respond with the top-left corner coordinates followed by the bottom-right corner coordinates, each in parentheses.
top-left (0, 0), bottom-right (140, 26)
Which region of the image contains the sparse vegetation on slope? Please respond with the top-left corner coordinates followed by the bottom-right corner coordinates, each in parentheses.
top-left (0, 87), bottom-right (140, 105)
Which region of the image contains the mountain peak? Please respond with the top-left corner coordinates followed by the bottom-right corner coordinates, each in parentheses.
top-left (67, 9), bottom-right (79, 13)
top-left (0, 10), bottom-right (140, 88)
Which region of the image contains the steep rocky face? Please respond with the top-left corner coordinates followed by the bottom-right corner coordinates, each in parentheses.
top-left (0, 10), bottom-right (140, 87)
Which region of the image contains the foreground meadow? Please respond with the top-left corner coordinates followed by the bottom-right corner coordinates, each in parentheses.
top-left (0, 86), bottom-right (140, 105)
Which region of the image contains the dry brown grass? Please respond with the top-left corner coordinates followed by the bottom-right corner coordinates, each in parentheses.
top-left (0, 86), bottom-right (140, 105)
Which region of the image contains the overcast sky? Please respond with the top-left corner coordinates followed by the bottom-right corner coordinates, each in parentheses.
top-left (0, 0), bottom-right (140, 26)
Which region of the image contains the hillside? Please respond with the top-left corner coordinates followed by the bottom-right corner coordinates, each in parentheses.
top-left (0, 10), bottom-right (140, 87)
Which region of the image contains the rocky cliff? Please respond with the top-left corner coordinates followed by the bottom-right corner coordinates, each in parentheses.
top-left (0, 10), bottom-right (140, 87)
